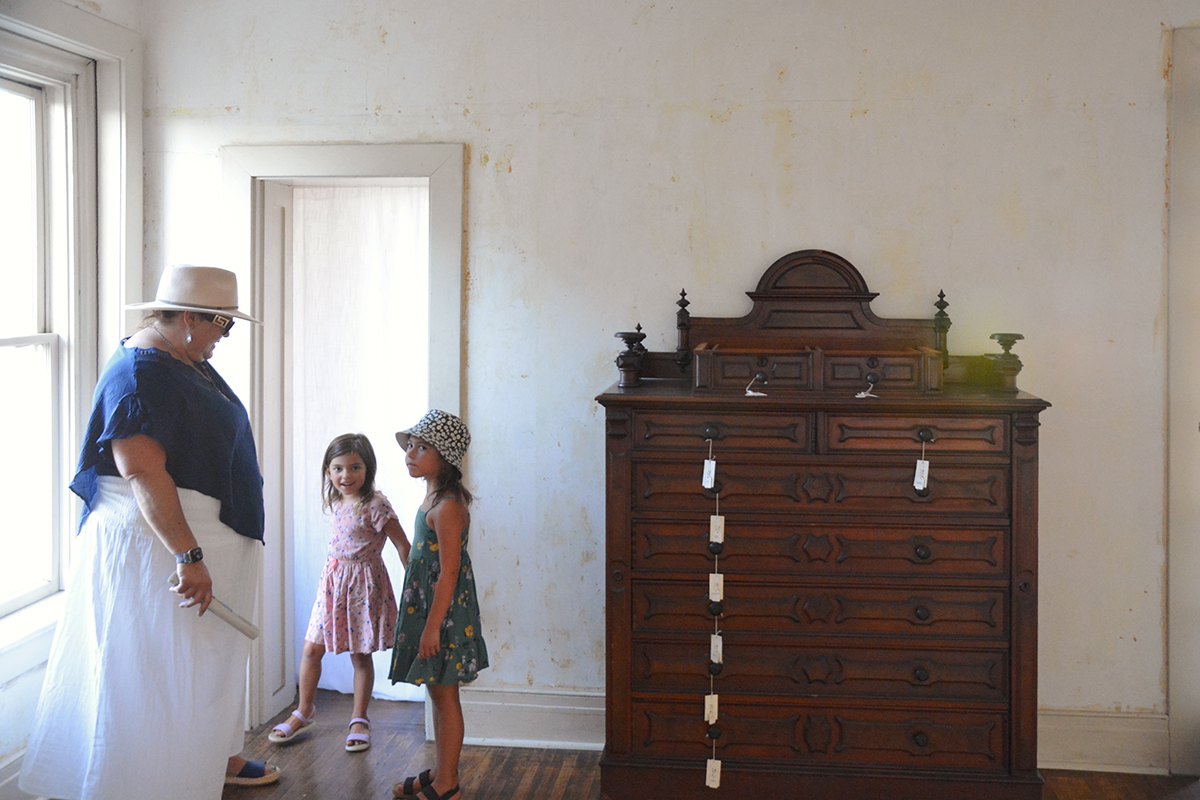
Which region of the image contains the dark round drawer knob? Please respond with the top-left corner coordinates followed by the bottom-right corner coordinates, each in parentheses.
top-left (917, 428), bottom-right (935, 442)
top-left (708, 661), bottom-right (723, 676)
top-left (707, 725), bottom-right (721, 740)
top-left (913, 732), bottom-right (929, 747)
top-left (705, 480), bottom-right (723, 495)
top-left (703, 425), bottom-right (721, 440)
top-left (611, 569), bottom-right (624, 584)
top-left (914, 668), bottom-right (930, 682)
top-left (914, 545), bottom-right (931, 560)
top-left (914, 606), bottom-right (931, 621)
top-left (865, 372), bottom-right (880, 385)
top-left (708, 600), bottom-right (724, 617)
top-left (1019, 580), bottom-right (1033, 592)
top-left (708, 541), bottom-right (724, 556)
top-left (915, 486), bottom-right (931, 498)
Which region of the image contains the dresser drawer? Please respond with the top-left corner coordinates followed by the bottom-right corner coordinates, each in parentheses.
top-left (631, 639), bottom-right (1008, 704)
top-left (631, 581), bottom-right (1007, 639)
top-left (693, 349), bottom-right (815, 391)
top-left (825, 415), bottom-right (1009, 454)
top-left (822, 352), bottom-right (936, 392)
top-left (631, 521), bottom-right (1007, 578)
top-left (632, 460), bottom-right (1010, 516)
top-left (632, 411), bottom-right (812, 452)
top-left (629, 699), bottom-right (1007, 772)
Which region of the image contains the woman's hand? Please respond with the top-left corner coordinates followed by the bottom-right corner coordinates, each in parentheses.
top-left (172, 561), bottom-right (214, 615)
top-left (419, 622), bottom-right (441, 660)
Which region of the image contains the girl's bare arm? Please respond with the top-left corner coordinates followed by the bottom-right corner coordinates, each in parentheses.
top-left (384, 518), bottom-right (411, 566)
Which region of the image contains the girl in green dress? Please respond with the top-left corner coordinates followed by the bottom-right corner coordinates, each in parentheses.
top-left (389, 410), bottom-right (488, 800)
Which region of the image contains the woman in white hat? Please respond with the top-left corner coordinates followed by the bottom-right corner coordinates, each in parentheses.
top-left (20, 265), bottom-right (280, 800)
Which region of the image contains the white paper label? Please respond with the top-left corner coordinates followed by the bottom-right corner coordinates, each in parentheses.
top-left (709, 515), bottom-right (725, 543)
top-left (706, 758), bottom-right (721, 788)
top-left (710, 633), bottom-right (723, 663)
top-left (709, 573), bottom-right (724, 602)
top-left (914, 459), bottom-right (930, 491)
top-left (704, 693), bottom-right (719, 723)
top-left (702, 459), bottom-right (716, 488)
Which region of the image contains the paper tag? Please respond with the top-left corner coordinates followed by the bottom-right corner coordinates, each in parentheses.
top-left (710, 633), bottom-right (723, 663)
top-left (709, 573), bottom-right (724, 602)
top-left (914, 459), bottom-right (929, 491)
top-left (706, 758), bottom-right (721, 788)
top-left (704, 693), bottom-right (719, 723)
top-left (709, 515), bottom-right (725, 543)
top-left (702, 459), bottom-right (716, 488)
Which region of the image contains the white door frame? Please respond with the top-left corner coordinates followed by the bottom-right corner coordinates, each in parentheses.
top-left (220, 144), bottom-right (465, 727)
top-left (1169, 28), bottom-right (1200, 776)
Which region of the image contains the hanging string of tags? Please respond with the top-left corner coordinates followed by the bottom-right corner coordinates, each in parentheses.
top-left (703, 438), bottom-right (723, 789)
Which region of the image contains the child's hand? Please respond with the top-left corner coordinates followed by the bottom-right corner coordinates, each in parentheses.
top-left (419, 625), bottom-right (441, 659)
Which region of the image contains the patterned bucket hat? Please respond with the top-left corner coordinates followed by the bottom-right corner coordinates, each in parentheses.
top-left (395, 409), bottom-right (471, 473)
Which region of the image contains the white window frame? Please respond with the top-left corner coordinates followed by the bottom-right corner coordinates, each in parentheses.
top-left (0, 0), bottom-right (140, 684)
top-left (0, 32), bottom-right (92, 618)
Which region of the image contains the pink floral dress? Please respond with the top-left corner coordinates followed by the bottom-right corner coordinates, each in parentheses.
top-left (304, 492), bottom-right (399, 653)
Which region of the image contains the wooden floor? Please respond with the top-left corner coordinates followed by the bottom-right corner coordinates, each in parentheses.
top-left (224, 690), bottom-right (1200, 800)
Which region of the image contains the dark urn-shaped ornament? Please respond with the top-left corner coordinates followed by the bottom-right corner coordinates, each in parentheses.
top-left (615, 325), bottom-right (648, 388)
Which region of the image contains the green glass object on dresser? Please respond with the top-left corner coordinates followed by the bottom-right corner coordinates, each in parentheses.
top-left (595, 250), bottom-right (1049, 800)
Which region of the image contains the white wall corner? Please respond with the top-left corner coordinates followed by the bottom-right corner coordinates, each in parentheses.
top-left (1038, 710), bottom-right (1170, 775)
top-left (425, 687), bottom-right (605, 751)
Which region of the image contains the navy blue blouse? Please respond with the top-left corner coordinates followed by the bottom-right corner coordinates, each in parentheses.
top-left (69, 344), bottom-right (265, 542)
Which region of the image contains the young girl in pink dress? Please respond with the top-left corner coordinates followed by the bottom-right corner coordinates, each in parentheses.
top-left (268, 433), bottom-right (410, 752)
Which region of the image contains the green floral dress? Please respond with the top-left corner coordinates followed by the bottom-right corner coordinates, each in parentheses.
top-left (389, 506), bottom-right (489, 686)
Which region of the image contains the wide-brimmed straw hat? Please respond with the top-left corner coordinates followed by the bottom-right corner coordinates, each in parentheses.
top-left (127, 264), bottom-right (261, 323)
top-left (396, 410), bottom-right (471, 473)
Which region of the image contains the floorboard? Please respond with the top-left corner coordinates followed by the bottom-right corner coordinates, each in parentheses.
top-left (222, 690), bottom-right (1200, 800)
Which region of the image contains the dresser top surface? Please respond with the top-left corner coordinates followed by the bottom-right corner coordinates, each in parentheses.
top-left (596, 379), bottom-right (1050, 413)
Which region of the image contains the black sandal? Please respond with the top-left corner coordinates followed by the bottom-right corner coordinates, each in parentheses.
top-left (418, 784), bottom-right (460, 800)
top-left (392, 769), bottom-right (433, 797)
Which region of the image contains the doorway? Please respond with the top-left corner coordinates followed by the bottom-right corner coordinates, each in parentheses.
top-left (220, 144), bottom-right (465, 727)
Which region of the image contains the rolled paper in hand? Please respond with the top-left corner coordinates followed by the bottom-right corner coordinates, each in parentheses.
top-left (168, 573), bottom-right (261, 640)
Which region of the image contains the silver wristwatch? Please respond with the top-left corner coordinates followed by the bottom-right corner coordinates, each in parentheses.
top-left (174, 547), bottom-right (204, 564)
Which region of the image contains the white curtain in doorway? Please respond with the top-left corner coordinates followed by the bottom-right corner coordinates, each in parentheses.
top-left (292, 183), bottom-right (430, 703)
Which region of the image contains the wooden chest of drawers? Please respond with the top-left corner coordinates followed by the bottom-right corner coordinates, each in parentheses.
top-left (597, 251), bottom-right (1048, 800)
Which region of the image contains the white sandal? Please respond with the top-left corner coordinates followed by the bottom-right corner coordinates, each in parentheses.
top-left (268, 708), bottom-right (314, 743)
top-left (345, 717), bottom-right (371, 752)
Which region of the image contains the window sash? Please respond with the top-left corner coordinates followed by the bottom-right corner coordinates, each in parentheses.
top-left (0, 334), bottom-right (61, 617)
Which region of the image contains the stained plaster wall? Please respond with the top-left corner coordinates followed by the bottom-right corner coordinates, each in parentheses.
top-left (65, 0), bottom-right (1200, 726)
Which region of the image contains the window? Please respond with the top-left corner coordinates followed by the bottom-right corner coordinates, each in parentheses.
top-left (0, 30), bottom-right (97, 618)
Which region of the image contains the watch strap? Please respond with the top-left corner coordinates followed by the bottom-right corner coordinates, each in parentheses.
top-left (174, 547), bottom-right (203, 564)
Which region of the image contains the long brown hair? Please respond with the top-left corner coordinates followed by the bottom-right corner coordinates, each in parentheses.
top-left (321, 433), bottom-right (379, 513)
top-left (430, 455), bottom-right (473, 509)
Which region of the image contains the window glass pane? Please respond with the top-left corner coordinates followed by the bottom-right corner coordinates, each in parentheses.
top-left (0, 82), bottom-right (38, 337)
top-left (0, 343), bottom-right (55, 609)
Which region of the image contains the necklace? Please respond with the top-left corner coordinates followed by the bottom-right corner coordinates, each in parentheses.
top-left (152, 326), bottom-right (231, 402)
top-left (152, 326), bottom-right (194, 366)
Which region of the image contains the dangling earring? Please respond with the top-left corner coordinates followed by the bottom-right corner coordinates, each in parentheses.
top-left (186, 329), bottom-right (192, 344)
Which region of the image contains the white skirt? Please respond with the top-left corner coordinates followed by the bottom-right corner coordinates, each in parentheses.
top-left (20, 477), bottom-right (262, 800)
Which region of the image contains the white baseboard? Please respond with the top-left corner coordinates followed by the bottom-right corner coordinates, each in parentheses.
top-left (1038, 710), bottom-right (1170, 774)
top-left (0, 750), bottom-right (38, 800)
top-left (425, 687), bottom-right (605, 750)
